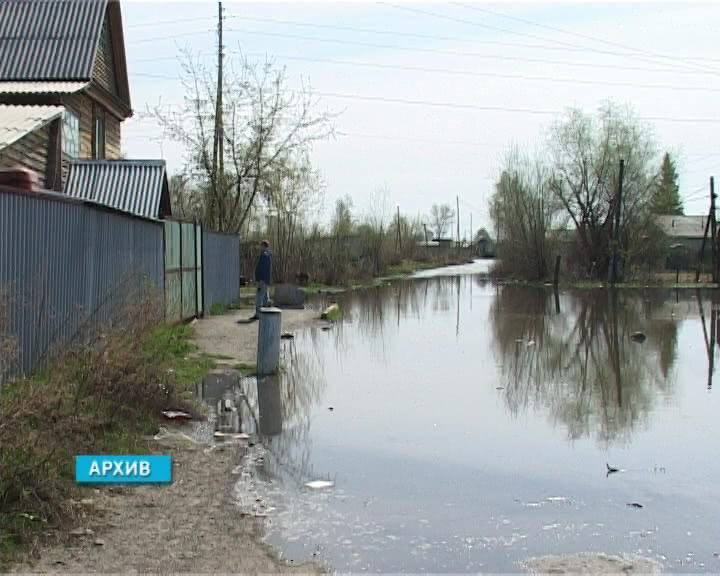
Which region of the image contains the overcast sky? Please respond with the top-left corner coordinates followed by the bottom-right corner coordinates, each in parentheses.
top-left (121, 1), bottom-right (720, 235)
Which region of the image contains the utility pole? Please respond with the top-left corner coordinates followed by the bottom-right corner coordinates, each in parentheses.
top-left (456, 195), bottom-right (460, 249)
top-left (470, 212), bottom-right (473, 249)
top-left (396, 204), bottom-right (401, 252)
top-left (423, 223), bottom-right (429, 258)
top-left (711, 177), bottom-right (717, 283)
top-left (213, 2), bottom-right (224, 181)
top-left (608, 159), bottom-right (624, 284)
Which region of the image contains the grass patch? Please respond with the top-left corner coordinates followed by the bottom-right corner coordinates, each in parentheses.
top-left (0, 292), bottom-right (214, 568)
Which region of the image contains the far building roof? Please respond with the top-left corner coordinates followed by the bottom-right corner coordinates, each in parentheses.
top-left (655, 215), bottom-right (706, 239)
top-left (65, 160), bottom-right (172, 220)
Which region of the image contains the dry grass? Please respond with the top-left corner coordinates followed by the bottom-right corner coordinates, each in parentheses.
top-left (0, 285), bottom-right (210, 567)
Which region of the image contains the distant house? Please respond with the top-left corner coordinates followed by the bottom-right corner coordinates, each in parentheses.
top-left (655, 215), bottom-right (706, 253)
top-left (655, 214), bottom-right (707, 268)
top-left (0, 0), bottom-right (132, 191)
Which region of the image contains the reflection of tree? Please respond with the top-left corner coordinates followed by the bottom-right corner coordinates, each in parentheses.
top-left (490, 286), bottom-right (678, 447)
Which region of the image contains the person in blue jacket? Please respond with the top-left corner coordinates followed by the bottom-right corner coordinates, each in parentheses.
top-left (251, 239), bottom-right (272, 320)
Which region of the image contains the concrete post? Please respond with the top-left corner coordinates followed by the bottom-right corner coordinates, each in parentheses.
top-left (257, 306), bottom-right (282, 376)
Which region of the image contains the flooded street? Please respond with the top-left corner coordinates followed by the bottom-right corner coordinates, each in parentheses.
top-left (206, 264), bottom-right (720, 572)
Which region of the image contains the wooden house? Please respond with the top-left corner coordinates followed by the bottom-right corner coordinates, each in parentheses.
top-left (0, 0), bottom-right (132, 191)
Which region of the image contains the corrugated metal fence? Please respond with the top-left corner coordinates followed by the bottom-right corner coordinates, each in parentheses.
top-left (0, 186), bottom-right (163, 376)
top-left (203, 230), bottom-right (240, 312)
top-left (0, 187), bottom-right (243, 379)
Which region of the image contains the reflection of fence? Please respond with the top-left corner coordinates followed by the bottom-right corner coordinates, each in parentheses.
top-left (0, 186), bottom-right (242, 377)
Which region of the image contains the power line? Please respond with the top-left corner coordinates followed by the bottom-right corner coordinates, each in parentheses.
top-left (234, 51), bottom-right (720, 94)
top-left (227, 15), bottom-right (719, 73)
top-left (126, 16), bottom-right (216, 28)
top-left (379, 2), bottom-right (720, 76)
top-left (451, 2), bottom-right (720, 72)
top-left (127, 29), bottom-right (214, 45)
top-left (129, 50), bottom-right (720, 102)
top-left (307, 90), bottom-right (720, 124)
top-left (219, 29), bottom-right (720, 79)
top-left (130, 90), bottom-right (720, 124)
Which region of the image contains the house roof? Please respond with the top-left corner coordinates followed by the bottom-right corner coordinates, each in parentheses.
top-left (0, 0), bottom-right (106, 80)
top-left (0, 81), bottom-right (89, 95)
top-left (0, 104), bottom-right (64, 150)
top-left (65, 160), bottom-right (171, 220)
top-left (0, 0), bottom-right (131, 114)
top-left (655, 215), bottom-right (707, 239)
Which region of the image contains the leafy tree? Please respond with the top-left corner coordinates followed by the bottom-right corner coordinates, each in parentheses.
top-left (652, 152), bottom-right (683, 215)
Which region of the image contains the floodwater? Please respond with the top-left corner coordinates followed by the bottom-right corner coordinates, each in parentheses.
top-left (204, 262), bottom-right (720, 572)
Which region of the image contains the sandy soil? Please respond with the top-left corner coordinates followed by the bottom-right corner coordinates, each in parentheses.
top-left (193, 308), bottom-right (326, 367)
top-left (11, 309), bottom-right (324, 574)
top-left (11, 434), bottom-right (321, 574)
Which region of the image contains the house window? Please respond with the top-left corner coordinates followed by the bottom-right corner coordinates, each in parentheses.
top-left (62, 110), bottom-right (79, 158)
top-left (93, 105), bottom-right (106, 159)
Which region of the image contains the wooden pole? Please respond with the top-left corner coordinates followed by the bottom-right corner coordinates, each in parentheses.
top-left (396, 205), bottom-right (401, 252)
top-left (609, 159), bottom-right (624, 285)
top-left (696, 211), bottom-right (711, 282)
top-left (456, 195), bottom-right (460, 249)
top-left (423, 223), bottom-right (429, 259)
top-left (257, 307), bottom-right (281, 376)
top-left (553, 254), bottom-right (561, 286)
top-left (711, 177), bottom-right (717, 283)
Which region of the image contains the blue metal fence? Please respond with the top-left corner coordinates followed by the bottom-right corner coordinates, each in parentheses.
top-left (0, 186), bottom-right (164, 376)
top-left (202, 230), bottom-right (240, 312)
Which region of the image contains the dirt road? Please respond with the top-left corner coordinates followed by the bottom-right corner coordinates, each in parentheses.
top-left (12, 309), bottom-right (324, 574)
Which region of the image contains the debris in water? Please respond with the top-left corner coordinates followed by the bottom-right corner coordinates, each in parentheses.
top-left (328, 406), bottom-right (334, 411)
top-left (321, 303), bottom-right (340, 321)
top-left (526, 340), bottom-right (536, 347)
top-left (631, 331), bottom-right (647, 343)
top-left (281, 332), bottom-right (294, 340)
top-left (161, 410), bottom-right (192, 420)
top-left (305, 480), bottom-right (334, 489)
top-left (321, 325), bottom-right (332, 332)
top-left (496, 386), bottom-right (504, 391)
top-left (94, 538), bottom-right (105, 546)
top-left (606, 462), bottom-right (620, 475)
top-left (70, 527), bottom-right (93, 537)
top-left (232, 433), bottom-right (250, 440)
top-left (627, 502), bottom-right (644, 509)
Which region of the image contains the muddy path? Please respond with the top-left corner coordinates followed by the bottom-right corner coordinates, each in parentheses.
top-left (10, 434), bottom-right (321, 574)
top-left (11, 309), bottom-right (325, 574)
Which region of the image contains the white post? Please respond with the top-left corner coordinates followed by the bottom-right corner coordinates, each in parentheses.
top-left (257, 306), bottom-right (281, 376)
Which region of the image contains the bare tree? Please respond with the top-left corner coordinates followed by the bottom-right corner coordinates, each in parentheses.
top-left (265, 154), bottom-right (324, 282)
top-left (149, 49), bottom-right (335, 233)
top-left (548, 102), bottom-right (659, 279)
top-left (429, 203), bottom-right (454, 239)
top-left (490, 147), bottom-right (556, 280)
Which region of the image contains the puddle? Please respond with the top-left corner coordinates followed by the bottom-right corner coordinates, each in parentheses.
top-left (198, 271), bottom-right (720, 572)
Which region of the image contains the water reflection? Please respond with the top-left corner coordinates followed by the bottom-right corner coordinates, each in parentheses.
top-left (490, 286), bottom-right (680, 446)
top-left (224, 273), bottom-right (720, 573)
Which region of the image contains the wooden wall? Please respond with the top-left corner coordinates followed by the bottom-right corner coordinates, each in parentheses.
top-left (92, 16), bottom-right (118, 96)
top-left (62, 93), bottom-right (121, 160)
top-left (0, 125), bottom-right (50, 184)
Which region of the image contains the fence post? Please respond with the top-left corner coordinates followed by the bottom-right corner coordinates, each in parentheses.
top-left (257, 307), bottom-right (282, 376)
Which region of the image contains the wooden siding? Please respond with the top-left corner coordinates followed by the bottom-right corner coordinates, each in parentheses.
top-left (105, 114), bottom-right (120, 158)
top-left (0, 125), bottom-right (50, 185)
top-left (61, 93), bottom-right (120, 160)
top-left (92, 13), bottom-right (118, 97)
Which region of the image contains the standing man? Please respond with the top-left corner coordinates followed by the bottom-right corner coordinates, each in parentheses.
top-left (251, 240), bottom-right (272, 321)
